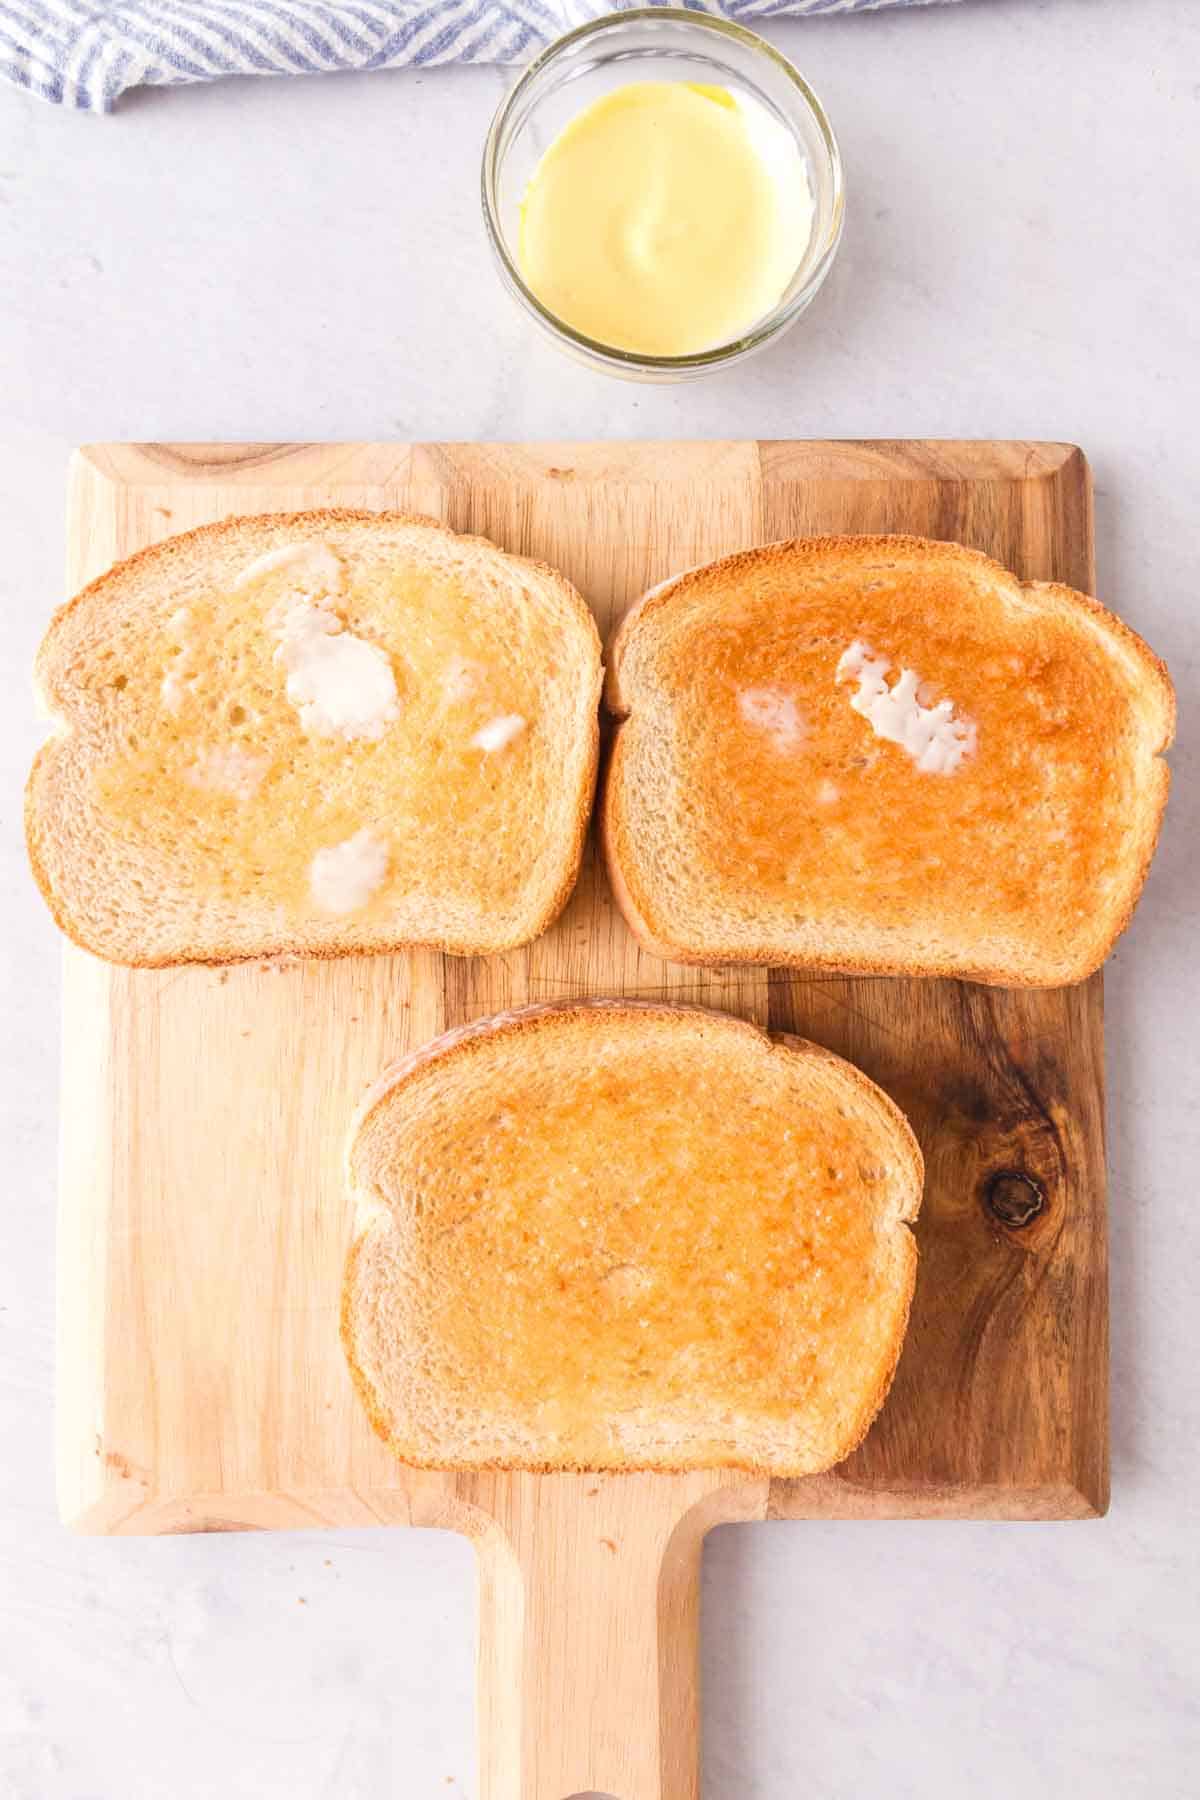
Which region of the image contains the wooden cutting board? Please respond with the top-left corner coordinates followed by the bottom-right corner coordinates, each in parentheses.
top-left (57, 441), bottom-right (1108, 1799)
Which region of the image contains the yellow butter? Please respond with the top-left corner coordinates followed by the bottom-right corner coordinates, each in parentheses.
top-left (518, 80), bottom-right (813, 358)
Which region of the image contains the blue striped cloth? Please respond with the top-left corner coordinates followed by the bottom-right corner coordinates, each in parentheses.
top-left (2, 1), bottom-right (958, 112)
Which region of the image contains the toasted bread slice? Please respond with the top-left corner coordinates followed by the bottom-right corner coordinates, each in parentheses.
top-left (342, 1001), bottom-right (922, 1476)
top-left (603, 536), bottom-right (1174, 986)
top-left (27, 512), bottom-right (602, 965)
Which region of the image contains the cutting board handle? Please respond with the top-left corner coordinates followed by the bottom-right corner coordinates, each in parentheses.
top-left (456, 1470), bottom-right (768, 1800)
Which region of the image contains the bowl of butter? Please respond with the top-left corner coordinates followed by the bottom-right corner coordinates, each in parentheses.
top-left (482, 8), bottom-right (844, 380)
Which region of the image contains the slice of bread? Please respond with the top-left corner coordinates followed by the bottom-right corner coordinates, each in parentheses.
top-left (604, 535), bottom-right (1174, 986)
top-left (27, 511), bottom-right (602, 965)
top-left (342, 1000), bottom-right (922, 1476)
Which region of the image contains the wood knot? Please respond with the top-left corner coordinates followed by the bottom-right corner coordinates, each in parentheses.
top-left (982, 1169), bottom-right (1046, 1229)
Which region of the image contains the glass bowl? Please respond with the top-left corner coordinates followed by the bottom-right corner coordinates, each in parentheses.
top-left (481, 8), bottom-right (844, 382)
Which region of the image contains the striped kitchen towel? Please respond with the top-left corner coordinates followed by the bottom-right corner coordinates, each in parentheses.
top-left (2, 1), bottom-right (959, 112)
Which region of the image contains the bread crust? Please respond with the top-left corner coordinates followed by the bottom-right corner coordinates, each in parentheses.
top-left (27, 510), bottom-right (603, 966)
top-left (603, 534), bottom-right (1174, 987)
top-left (341, 999), bottom-right (923, 1478)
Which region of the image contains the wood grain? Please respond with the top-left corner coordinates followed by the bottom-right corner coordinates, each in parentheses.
top-left (55, 439), bottom-right (1107, 1798)
top-left (451, 1469), bottom-right (764, 1800)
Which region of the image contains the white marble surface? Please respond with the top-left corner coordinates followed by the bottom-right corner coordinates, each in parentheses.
top-left (2, 1), bottom-right (1198, 1795)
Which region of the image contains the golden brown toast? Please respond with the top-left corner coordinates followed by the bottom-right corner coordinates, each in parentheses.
top-left (342, 1001), bottom-right (922, 1476)
top-left (27, 511), bottom-right (602, 965)
top-left (603, 535), bottom-right (1174, 986)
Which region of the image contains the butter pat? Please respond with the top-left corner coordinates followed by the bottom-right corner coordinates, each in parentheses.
top-left (161, 661), bottom-right (190, 714)
top-left (441, 655), bottom-right (487, 703)
top-left (273, 599), bottom-right (399, 742)
top-left (738, 686), bottom-right (806, 751)
top-left (310, 828), bottom-right (389, 915)
top-left (186, 743), bottom-right (267, 801)
top-left (472, 713), bottom-right (526, 753)
top-left (836, 640), bottom-right (977, 774)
